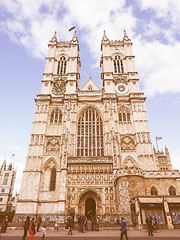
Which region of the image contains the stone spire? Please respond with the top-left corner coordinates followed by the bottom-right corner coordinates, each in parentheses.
top-left (71, 30), bottom-right (78, 43)
top-left (102, 30), bottom-right (109, 43)
top-left (1, 160), bottom-right (6, 170)
top-left (49, 31), bottom-right (57, 43)
top-left (123, 29), bottom-right (131, 42)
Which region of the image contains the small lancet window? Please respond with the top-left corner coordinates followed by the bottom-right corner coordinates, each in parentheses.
top-left (50, 109), bottom-right (62, 125)
top-left (49, 167), bottom-right (56, 191)
top-left (169, 186), bottom-right (176, 195)
top-left (57, 56), bottom-right (67, 75)
top-left (114, 56), bottom-right (124, 74)
top-left (150, 186), bottom-right (158, 195)
top-left (119, 106), bottom-right (131, 122)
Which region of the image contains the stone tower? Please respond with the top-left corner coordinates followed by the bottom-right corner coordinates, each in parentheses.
top-left (16, 31), bottom-right (180, 229)
top-left (0, 161), bottom-right (16, 211)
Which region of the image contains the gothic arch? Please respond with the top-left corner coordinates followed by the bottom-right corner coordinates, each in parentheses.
top-left (77, 189), bottom-right (102, 216)
top-left (169, 185), bottom-right (176, 195)
top-left (40, 157), bottom-right (57, 192)
top-left (111, 51), bottom-right (125, 60)
top-left (122, 156), bottom-right (138, 168)
top-left (78, 188), bottom-right (102, 203)
top-left (42, 157), bottom-right (58, 172)
top-left (150, 186), bottom-right (158, 195)
top-left (77, 104), bottom-right (103, 121)
top-left (55, 52), bottom-right (70, 61)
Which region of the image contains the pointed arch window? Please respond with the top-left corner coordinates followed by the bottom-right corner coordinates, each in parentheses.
top-left (114, 55), bottom-right (124, 74)
top-left (49, 167), bottom-right (56, 191)
top-left (77, 108), bottom-right (104, 157)
top-left (119, 106), bottom-right (131, 122)
top-left (150, 186), bottom-right (158, 195)
top-left (169, 186), bottom-right (176, 195)
top-left (50, 109), bottom-right (62, 125)
top-left (57, 56), bottom-right (67, 75)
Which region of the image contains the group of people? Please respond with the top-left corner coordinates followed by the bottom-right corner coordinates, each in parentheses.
top-left (77, 215), bottom-right (100, 233)
top-left (146, 215), bottom-right (158, 236)
top-left (22, 215), bottom-right (46, 240)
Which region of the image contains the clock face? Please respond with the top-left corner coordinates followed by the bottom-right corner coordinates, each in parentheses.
top-left (52, 79), bottom-right (66, 95)
top-left (115, 83), bottom-right (128, 94)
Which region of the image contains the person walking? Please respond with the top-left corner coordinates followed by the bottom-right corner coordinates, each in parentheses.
top-left (29, 218), bottom-right (36, 240)
top-left (36, 216), bottom-right (42, 232)
top-left (1, 216), bottom-right (8, 233)
top-left (153, 216), bottom-right (158, 232)
top-left (54, 217), bottom-right (59, 231)
top-left (120, 217), bottom-right (128, 240)
top-left (22, 216), bottom-right (30, 240)
top-left (146, 215), bottom-right (153, 236)
top-left (41, 225), bottom-right (46, 239)
top-left (68, 216), bottom-right (73, 235)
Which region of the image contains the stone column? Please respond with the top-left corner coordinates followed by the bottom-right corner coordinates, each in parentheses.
top-left (163, 198), bottom-right (174, 229)
top-left (134, 197), bottom-right (142, 229)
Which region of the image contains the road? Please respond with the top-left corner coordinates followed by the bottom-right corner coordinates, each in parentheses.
top-left (1, 229), bottom-right (180, 240)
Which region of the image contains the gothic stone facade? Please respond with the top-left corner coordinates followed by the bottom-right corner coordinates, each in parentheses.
top-left (16, 31), bottom-right (180, 229)
top-left (0, 161), bottom-right (16, 212)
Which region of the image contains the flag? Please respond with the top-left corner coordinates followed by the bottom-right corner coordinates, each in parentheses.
top-left (156, 137), bottom-right (162, 140)
top-left (69, 26), bottom-right (75, 31)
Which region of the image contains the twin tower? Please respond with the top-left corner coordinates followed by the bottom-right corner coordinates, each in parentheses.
top-left (16, 30), bottom-right (179, 229)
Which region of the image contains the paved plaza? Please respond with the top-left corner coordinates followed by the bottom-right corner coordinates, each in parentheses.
top-left (1, 229), bottom-right (180, 239)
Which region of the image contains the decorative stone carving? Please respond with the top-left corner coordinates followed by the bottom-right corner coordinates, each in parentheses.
top-left (52, 77), bottom-right (66, 95)
top-left (121, 136), bottom-right (135, 152)
top-left (46, 137), bottom-right (60, 155)
top-left (113, 75), bottom-right (128, 85)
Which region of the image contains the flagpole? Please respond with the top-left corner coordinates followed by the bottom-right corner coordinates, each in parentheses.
top-left (156, 137), bottom-right (159, 150)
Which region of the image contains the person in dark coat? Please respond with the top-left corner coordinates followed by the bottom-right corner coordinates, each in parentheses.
top-left (22, 216), bottom-right (30, 240)
top-left (36, 216), bottom-right (42, 232)
top-left (146, 215), bottom-right (153, 236)
top-left (1, 216), bottom-right (8, 233)
top-left (67, 216), bottom-right (73, 235)
top-left (120, 217), bottom-right (128, 240)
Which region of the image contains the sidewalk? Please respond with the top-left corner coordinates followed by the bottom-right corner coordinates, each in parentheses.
top-left (1, 229), bottom-right (180, 237)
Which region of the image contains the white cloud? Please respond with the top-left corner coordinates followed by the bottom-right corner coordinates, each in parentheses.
top-left (134, 38), bottom-right (180, 96)
top-left (0, 0), bottom-right (180, 96)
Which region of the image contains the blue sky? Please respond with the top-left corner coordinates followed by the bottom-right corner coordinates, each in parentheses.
top-left (0, 0), bottom-right (180, 194)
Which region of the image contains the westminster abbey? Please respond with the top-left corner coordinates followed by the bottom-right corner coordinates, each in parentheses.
top-left (16, 30), bottom-right (180, 229)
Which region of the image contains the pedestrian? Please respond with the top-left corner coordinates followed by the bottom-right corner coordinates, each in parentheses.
top-left (22, 216), bottom-right (30, 240)
top-left (1, 216), bottom-right (8, 233)
top-left (153, 216), bottom-right (158, 232)
top-left (81, 215), bottom-right (85, 232)
top-left (29, 218), bottom-right (36, 240)
top-left (120, 217), bottom-right (128, 240)
top-left (68, 216), bottom-right (73, 235)
top-left (146, 215), bottom-right (153, 236)
top-left (96, 216), bottom-right (100, 231)
top-left (85, 216), bottom-right (88, 230)
top-left (54, 217), bottom-right (59, 231)
top-left (41, 225), bottom-right (46, 239)
top-left (78, 216), bottom-right (81, 232)
top-left (36, 215), bottom-right (42, 232)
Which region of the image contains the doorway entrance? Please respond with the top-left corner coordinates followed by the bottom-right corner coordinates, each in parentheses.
top-left (85, 197), bottom-right (96, 220)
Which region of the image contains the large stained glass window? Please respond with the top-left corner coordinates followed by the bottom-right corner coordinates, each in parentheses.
top-left (77, 108), bottom-right (104, 157)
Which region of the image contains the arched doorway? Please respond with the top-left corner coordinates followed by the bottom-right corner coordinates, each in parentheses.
top-left (78, 190), bottom-right (102, 217)
top-left (85, 197), bottom-right (96, 220)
